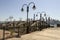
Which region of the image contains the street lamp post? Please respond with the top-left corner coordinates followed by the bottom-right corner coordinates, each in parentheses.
top-left (48, 17), bottom-right (50, 27)
top-left (21, 2), bottom-right (36, 33)
top-left (38, 11), bottom-right (46, 30)
top-left (33, 14), bottom-right (35, 21)
top-left (36, 12), bottom-right (42, 30)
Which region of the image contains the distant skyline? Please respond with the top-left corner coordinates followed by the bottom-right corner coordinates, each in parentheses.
top-left (0, 0), bottom-right (60, 21)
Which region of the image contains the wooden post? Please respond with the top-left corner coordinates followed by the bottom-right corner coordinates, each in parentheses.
top-left (16, 24), bottom-right (21, 38)
top-left (17, 26), bottom-right (20, 37)
top-left (3, 24), bottom-right (6, 40)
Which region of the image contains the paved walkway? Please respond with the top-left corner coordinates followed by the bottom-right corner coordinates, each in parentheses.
top-left (0, 27), bottom-right (60, 40)
top-left (7, 27), bottom-right (60, 40)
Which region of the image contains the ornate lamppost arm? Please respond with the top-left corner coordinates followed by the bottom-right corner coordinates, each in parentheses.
top-left (28, 2), bottom-right (36, 10)
top-left (21, 4), bottom-right (27, 11)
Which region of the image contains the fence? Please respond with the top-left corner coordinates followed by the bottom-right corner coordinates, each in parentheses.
top-left (0, 21), bottom-right (50, 40)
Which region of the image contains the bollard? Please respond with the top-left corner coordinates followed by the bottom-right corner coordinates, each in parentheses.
top-left (3, 26), bottom-right (5, 40)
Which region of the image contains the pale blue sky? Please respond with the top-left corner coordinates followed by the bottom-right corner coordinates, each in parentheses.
top-left (0, 0), bottom-right (60, 21)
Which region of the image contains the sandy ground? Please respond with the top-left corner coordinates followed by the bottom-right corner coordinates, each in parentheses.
top-left (0, 27), bottom-right (60, 40)
top-left (0, 30), bottom-right (11, 40)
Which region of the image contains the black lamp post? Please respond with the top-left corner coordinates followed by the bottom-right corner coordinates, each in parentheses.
top-left (37, 11), bottom-right (46, 30)
top-left (41, 11), bottom-right (47, 29)
top-left (48, 17), bottom-right (50, 27)
top-left (21, 2), bottom-right (36, 33)
top-left (33, 14), bottom-right (35, 21)
top-left (41, 11), bottom-right (47, 22)
top-left (35, 12), bottom-right (42, 30)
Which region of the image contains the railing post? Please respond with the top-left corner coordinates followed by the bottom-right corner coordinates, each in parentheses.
top-left (3, 26), bottom-right (5, 40)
